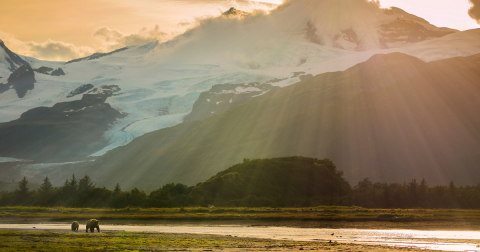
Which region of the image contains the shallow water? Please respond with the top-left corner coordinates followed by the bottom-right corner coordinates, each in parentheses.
top-left (1, 224), bottom-right (479, 251)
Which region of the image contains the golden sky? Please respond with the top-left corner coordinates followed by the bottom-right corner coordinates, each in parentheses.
top-left (0, 0), bottom-right (478, 61)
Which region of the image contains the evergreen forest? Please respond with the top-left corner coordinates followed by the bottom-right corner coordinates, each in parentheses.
top-left (1, 157), bottom-right (479, 209)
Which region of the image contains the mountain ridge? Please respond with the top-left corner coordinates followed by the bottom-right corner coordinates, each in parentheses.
top-left (0, 2), bottom-right (479, 190)
top-left (0, 39), bottom-right (30, 72)
top-left (64, 52), bottom-right (480, 189)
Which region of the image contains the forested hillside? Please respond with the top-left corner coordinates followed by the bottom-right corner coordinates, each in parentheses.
top-left (2, 157), bottom-right (479, 209)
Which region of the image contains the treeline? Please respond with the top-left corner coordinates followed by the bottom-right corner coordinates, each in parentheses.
top-left (351, 178), bottom-right (480, 209)
top-left (1, 157), bottom-right (479, 209)
top-left (0, 175), bottom-right (192, 208)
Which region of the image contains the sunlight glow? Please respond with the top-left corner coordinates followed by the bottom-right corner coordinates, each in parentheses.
top-left (250, 0), bottom-right (283, 4)
top-left (378, 0), bottom-right (479, 30)
top-left (0, 0), bottom-right (478, 61)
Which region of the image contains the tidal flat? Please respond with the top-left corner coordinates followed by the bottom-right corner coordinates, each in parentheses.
top-left (1, 207), bottom-right (480, 251)
top-left (0, 229), bottom-right (437, 252)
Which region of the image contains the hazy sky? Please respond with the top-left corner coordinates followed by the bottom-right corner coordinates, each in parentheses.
top-left (0, 0), bottom-right (478, 61)
top-left (379, 0), bottom-right (478, 30)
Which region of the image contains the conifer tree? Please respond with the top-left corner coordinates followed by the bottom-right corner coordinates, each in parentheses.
top-left (449, 181), bottom-right (456, 193)
top-left (418, 179), bottom-right (428, 207)
top-left (17, 176), bottom-right (29, 196)
top-left (78, 175), bottom-right (94, 193)
top-left (39, 176), bottom-right (53, 195)
top-left (69, 174), bottom-right (78, 192)
top-left (113, 183), bottom-right (122, 196)
top-left (62, 179), bottom-right (70, 192)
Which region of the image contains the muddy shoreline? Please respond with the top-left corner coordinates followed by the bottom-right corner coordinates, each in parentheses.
top-left (0, 228), bottom-right (446, 252)
top-left (2, 216), bottom-right (480, 231)
top-left (1, 217), bottom-right (480, 251)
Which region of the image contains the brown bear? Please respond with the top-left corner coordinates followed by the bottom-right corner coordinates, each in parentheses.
top-left (86, 219), bottom-right (100, 233)
top-left (71, 221), bottom-right (79, 231)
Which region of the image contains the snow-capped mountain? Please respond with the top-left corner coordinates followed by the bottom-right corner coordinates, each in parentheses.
top-left (43, 52), bottom-right (480, 189)
top-left (267, 1), bottom-right (457, 51)
top-left (0, 0), bottom-right (479, 163)
top-left (0, 39), bottom-right (31, 76)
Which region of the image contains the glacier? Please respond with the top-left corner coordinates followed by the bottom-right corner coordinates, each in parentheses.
top-left (1, 1), bottom-right (480, 159)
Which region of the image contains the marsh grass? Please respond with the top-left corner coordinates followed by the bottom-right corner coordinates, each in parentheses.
top-left (0, 230), bottom-right (331, 252)
top-left (0, 206), bottom-right (479, 223)
top-left (0, 230), bottom-right (433, 252)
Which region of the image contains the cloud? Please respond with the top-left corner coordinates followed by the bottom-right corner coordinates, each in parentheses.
top-left (93, 25), bottom-right (167, 50)
top-left (0, 31), bottom-right (94, 61)
top-left (469, 0), bottom-right (480, 23)
top-left (0, 0), bottom-right (281, 61)
top-left (0, 0), bottom-right (394, 63)
top-left (153, 0), bottom-right (387, 67)
top-left (26, 40), bottom-right (94, 61)
top-left (0, 24), bottom-right (168, 61)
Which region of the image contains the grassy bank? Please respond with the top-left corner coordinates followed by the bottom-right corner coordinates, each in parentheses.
top-left (1, 206), bottom-right (479, 251)
top-left (1, 206), bottom-right (479, 223)
top-left (0, 230), bottom-right (424, 252)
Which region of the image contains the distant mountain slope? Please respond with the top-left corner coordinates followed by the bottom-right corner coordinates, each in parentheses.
top-left (66, 47), bottom-right (129, 64)
top-left (184, 82), bottom-right (281, 122)
top-left (0, 4), bottom-right (477, 161)
top-left (0, 94), bottom-right (124, 160)
top-left (81, 52), bottom-right (480, 189)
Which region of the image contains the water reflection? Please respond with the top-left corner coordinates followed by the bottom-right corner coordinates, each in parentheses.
top-left (0, 224), bottom-right (479, 251)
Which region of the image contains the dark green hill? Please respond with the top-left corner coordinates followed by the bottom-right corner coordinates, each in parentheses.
top-left (80, 52), bottom-right (480, 189)
top-left (190, 157), bottom-right (351, 207)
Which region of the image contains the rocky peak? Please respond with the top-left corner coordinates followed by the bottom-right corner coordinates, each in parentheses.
top-left (34, 66), bottom-right (54, 75)
top-left (67, 84), bottom-right (94, 98)
top-left (0, 40), bottom-right (30, 72)
top-left (8, 65), bottom-right (33, 81)
top-left (7, 65), bottom-right (36, 98)
top-left (51, 68), bottom-right (65, 76)
top-left (223, 7), bottom-right (249, 17)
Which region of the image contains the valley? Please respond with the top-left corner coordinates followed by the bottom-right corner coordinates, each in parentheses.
top-left (2, 1), bottom-right (480, 251)
top-left (0, 0), bottom-right (479, 203)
